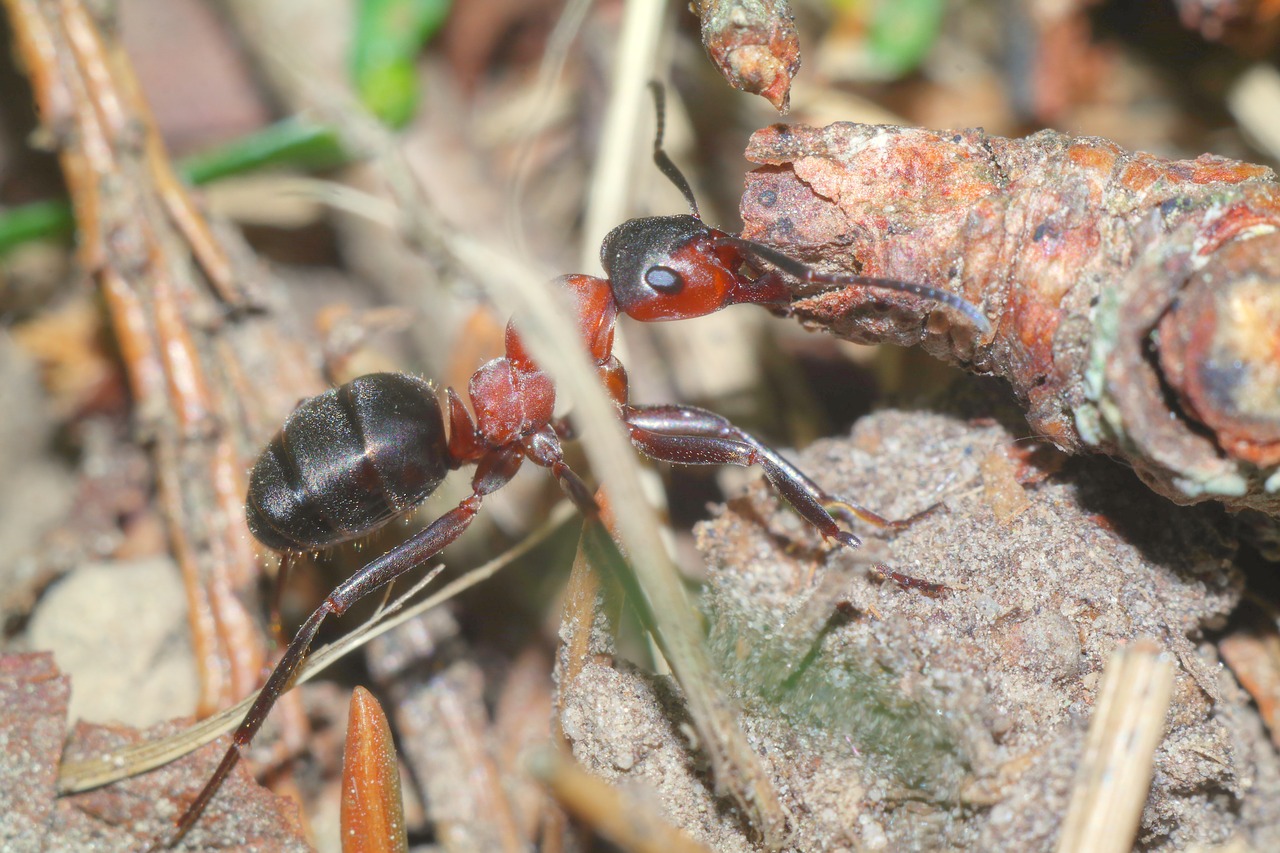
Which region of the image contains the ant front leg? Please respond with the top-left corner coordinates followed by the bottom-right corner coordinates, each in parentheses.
top-left (623, 405), bottom-right (934, 548)
top-left (624, 404), bottom-right (862, 548)
top-left (156, 446), bottom-right (524, 850)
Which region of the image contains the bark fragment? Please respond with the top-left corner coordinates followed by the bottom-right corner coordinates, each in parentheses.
top-left (0, 653), bottom-right (307, 851)
top-left (1218, 599), bottom-right (1280, 750)
top-left (695, 0), bottom-right (800, 113)
top-left (3, 0), bottom-right (326, 715)
top-left (741, 122), bottom-right (1280, 518)
top-left (0, 653), bottom-right (68, 850)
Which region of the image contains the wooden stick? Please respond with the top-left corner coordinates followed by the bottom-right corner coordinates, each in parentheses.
top-left (1057, 638), bottom-right (1175, 853)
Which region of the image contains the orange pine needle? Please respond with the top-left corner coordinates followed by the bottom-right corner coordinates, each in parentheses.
top-left (341, 687), bottom-right (408, 853)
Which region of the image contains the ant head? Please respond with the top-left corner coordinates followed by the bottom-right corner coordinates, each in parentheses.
top-left (601, 215), bottom-right (794, 323)
top-left (601, 84), bottom-right (794, 323)
top-left (602, 214), bottom-right (724, 321)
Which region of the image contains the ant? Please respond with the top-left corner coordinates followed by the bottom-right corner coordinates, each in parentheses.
top-left (154, 84), bottom-right (989, 848)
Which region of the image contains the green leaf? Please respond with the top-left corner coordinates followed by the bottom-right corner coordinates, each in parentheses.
top-left (350, 0), bottom-right (452, 128)
top-left (0, 118), bottom-right (346, 255)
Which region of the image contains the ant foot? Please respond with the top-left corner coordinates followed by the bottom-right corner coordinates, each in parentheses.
top-left (870, 564), bottom-right (949, 596)
top-left (834, 530), bottom-right (862, 549)
top-left (827, 498), bottom-right (943, 532)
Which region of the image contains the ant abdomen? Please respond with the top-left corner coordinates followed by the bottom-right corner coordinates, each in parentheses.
top-left (245, 373), bottom-right (451, 552)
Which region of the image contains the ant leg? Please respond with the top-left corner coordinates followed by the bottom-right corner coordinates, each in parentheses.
top-left (869, 564), bottom-right (950, 597)
top-left (624, 405), bottom-right (935, 534)
top-left (268, 552), bottom-right (294, 647)
top-left (623, 405), bottom-right (859, 548)
top-left (624, 406), bottom-right (947, 592)
top-left (520, 427), bottom-right (661, 633)
top-left (158, 447), bottom-right (524, 850)
top-left (551, 415), bottom-right (578, 441)
top-left (522, 427), bottom-right (598, 516)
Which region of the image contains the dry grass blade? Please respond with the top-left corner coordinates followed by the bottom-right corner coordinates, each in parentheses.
top-left (55, 503), bottom-right (575, 794)
top-left (578, 0), bottom-right (668, 270)
top-left (528, 746), bottom-right (714, 853)
top-left (1056, 638), bottom-right (1176, 853)
top-left (506, 0), bottom-right (593, 261)
top-left (194, 3), bottom-right (789, 840)
top-left (1228, 64), bottom-right (1280, 163)
top-left (446, 232), bottom-right (790, 845)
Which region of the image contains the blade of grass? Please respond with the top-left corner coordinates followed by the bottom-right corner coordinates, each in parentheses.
top-left (0, 116), bottom-right (345, 254)
top-left (56, 502), bottom-right (576, 794)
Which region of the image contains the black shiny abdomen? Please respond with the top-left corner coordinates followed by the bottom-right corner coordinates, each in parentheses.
top-left (246, 373), bottom-right (451, 552)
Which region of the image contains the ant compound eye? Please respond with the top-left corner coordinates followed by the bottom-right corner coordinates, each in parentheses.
top-left (644, 265), bottom-right (684, 294)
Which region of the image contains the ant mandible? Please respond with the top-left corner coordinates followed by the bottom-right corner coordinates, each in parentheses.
top-left (156, 84), bottom-right (989, 848)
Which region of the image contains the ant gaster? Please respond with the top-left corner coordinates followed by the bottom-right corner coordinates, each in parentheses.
top-left (157, 85), bottom-right (989, 848)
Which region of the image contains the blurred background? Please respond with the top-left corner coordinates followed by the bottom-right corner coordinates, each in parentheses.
top-left (2, 0), bottom-right (1279, 849)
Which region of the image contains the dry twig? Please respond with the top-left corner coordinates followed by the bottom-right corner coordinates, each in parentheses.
top-left (1057, 639), bottom-right (1176, 853)
top-left (695, 0), bottom-right (800, 112)
top-left (741, 123), bottom-right (1280, 521)
top-left (2, 0), bottom-right (328, 719)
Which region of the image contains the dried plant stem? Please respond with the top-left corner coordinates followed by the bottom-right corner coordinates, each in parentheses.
top-left (1057, 639), bottom-right (1175, 853)
top-left (447, 231), bottom-right (791, 846)
top-left (557, 519), bottom-right (609, 691)
top-left (1, 0), bottom-right (283, 714)
top-left (528, 746), bottom-right (715, 853)
top-left (578, 0), bottom-right (669, 271)
top-left (1228, 64), bottom-right (1280, 163)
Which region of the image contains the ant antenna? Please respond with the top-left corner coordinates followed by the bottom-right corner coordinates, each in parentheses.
top-left (726, 235), bottom-right (993, 335)
top-left (642, 83), bottom-right (990, 336)
top-left (648, 82), bottom-right (700, 219)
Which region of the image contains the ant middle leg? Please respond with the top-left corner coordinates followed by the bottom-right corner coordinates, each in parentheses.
top-left (624, 405), bottom-right (946, 592)
top-left (522, 426), bottom-right (599, 517)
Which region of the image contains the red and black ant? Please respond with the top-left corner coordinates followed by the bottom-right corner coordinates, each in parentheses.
top-left (156, 85), bottom-right (989, 848)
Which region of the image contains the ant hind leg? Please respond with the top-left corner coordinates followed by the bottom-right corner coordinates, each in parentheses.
top-left (156, 449), bottom-right (524, 850)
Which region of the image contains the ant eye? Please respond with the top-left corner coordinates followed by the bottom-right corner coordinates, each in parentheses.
top-left (644, 265), bottom-right (684, 294)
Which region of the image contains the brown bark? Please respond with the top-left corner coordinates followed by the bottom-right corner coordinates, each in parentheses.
top-left (741, 122), bottom-right (1280, 518)
top-left (3, 0), bottom-right (326, 714)
top-left (695, 0), bottom-right (800, 113)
